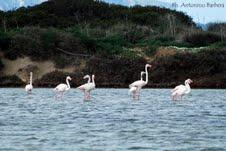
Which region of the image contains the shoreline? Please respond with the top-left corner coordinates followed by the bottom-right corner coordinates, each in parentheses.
top-left (0, 86), bottom-right (226, 89)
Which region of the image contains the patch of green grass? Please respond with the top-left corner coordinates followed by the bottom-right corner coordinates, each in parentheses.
top-left (209, 41), bottom-right (226, 49)
top-left (119, 48), bottom-right (138, 59)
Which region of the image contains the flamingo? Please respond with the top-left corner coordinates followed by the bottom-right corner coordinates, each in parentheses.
top-left (25, 72), bottom-right (33, 94)
top-left (129, 71), bottom-right (145, 97)
top-left (129, 64), bottom-right (152, 99)
top-left (54, 76), bottom-right (72, 99)
top-left (171, 79), bottom-right (193, 101)
top-left (77, 75), bottom-right (95, 100)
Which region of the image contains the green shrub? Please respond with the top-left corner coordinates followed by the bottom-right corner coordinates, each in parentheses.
top-left (0, 75), bottom-right (24, 87)
top-left (0, 31), bottom-right (11, 50)
top-left (69, 26), bottom-right (97, 53)
top-left (155, 36), bottom-right (175, 42)
top-left (183, 32), bottom-right (223, 47)
top-left (0, 58), bottom-right (4, 70)
top-left (4, 27), bottom-right (86, 62)
top-left (122, 25), bottom-right (152, 44)
top-left (85, 56), bottom-right (147, 87)
top-left (150, 49), bottom-right (226, 83)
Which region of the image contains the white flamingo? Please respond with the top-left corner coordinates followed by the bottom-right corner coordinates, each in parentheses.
top-left (78, 75), bottom-right (95, 100)
top-left (54, 76), bottom-right (72, 99)
top-left (129, 71), bottom-right (145, 96)
top-left (171, 79), bottom-right (193, 101)
top-left (129, 64), bottom-right (152, 99)
top-left (25, 72), bottom-right (33, 94)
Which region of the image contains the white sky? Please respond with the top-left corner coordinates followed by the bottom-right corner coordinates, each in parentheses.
top-left (165, 0), bottom-right (226, 23)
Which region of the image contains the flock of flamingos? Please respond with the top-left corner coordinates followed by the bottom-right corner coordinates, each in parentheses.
top-left (25, 64), bottom-right (193, 101)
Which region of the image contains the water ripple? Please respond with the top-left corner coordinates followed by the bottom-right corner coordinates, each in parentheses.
top-left (0, 88), bottom-right (225, 150)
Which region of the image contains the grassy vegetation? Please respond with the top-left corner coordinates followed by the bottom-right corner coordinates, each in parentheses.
top-left (0, 0), bottom-right (225, 62)
top-left (150, 48), bottom-right (226, 85)
top-left (183, 32), bottom-right (223, 47)
top-left (0, 0), bottom-right (195, 62)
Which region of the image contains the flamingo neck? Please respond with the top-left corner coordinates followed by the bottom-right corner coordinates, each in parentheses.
top-left (30, 73), bottom-right (33, 85)
top-left (66, 78), bottom-right (70, 90)
top-left (87, 76), bottom-right (91, 83)
top-left (145, 66), bottom-right (149, 84)
top-left (185, 82), bottom-right (191, 94)
top-left (92, 76), bottom-right (95, 84)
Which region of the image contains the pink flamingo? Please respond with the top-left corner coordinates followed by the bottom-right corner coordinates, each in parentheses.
top-left (171, 79), bottom-right (193, 101)
top-left (129, 71), bottom-right (145, 97)
top-left (54, 76), bottom-right (72, 99)
top-left (25, 72), bottom-right (33, 94)
top-left (129, 64), bottom-right (152, 99)
top-left (77, 75), bottom-right (96, 100)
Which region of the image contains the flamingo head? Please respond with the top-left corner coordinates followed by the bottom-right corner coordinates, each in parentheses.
top-left (185, 79), bottom-right (193, 84)
top-left (67, 76), bottom-right (72, 81)
top-left (146, 64), bottom-right (152, 68)
top-left (83, 75), bottom-right (90, 79)
top-left (141, 71), bottom-right (145, 75)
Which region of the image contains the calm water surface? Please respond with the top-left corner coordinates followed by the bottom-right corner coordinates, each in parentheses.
top-left (0, 88), bottom-right (226, 151)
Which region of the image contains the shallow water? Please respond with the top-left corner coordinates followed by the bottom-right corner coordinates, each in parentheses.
top-left (0, 88), bottom-right (226, 151)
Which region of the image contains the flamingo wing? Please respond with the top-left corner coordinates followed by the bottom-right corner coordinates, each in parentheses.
top-left (85, 83), bottom-right (95, 91)
top-left (78, 83), bottom-right (91, 91)
top-left (129, 80), bottom-right (145, 88)
top-left (54, 84), bottom-right (67, 92)
top-left (171, 85), bottom-right (187, 96)
top-left (171, 85), bottom-right (184, 93)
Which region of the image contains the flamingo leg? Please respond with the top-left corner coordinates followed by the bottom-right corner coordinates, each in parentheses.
top-left (86, 92), bottom-right (88, 100)
top-left (83, 91), bottom-right (86, 100)
top-left (132, 91), bottom-right (136, 99)
top-left (55, 92), bottom-right (60, 100)
top-left (88, 92), bottom-right (91, 100)
top-left (172, 94), bottom-right (176, 101)
top-left (54, 93), bottom-right (57, 100)
top-left (27, 90), bottom-right (32, 95)
top-left (84, 91), bottom-right (88, 100)
top-left (136, 88), bottom-right (141, 100)
top-left (82, 90), bottom-right (86, 100)
top-left (174, 95), bottom-right (176, 101)
top-left (173, 93), bottom-right (179, 101)
top-left (86, 92), bottom-right (89, 100)
top-left (60, 92), bottom-right (62, 100)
